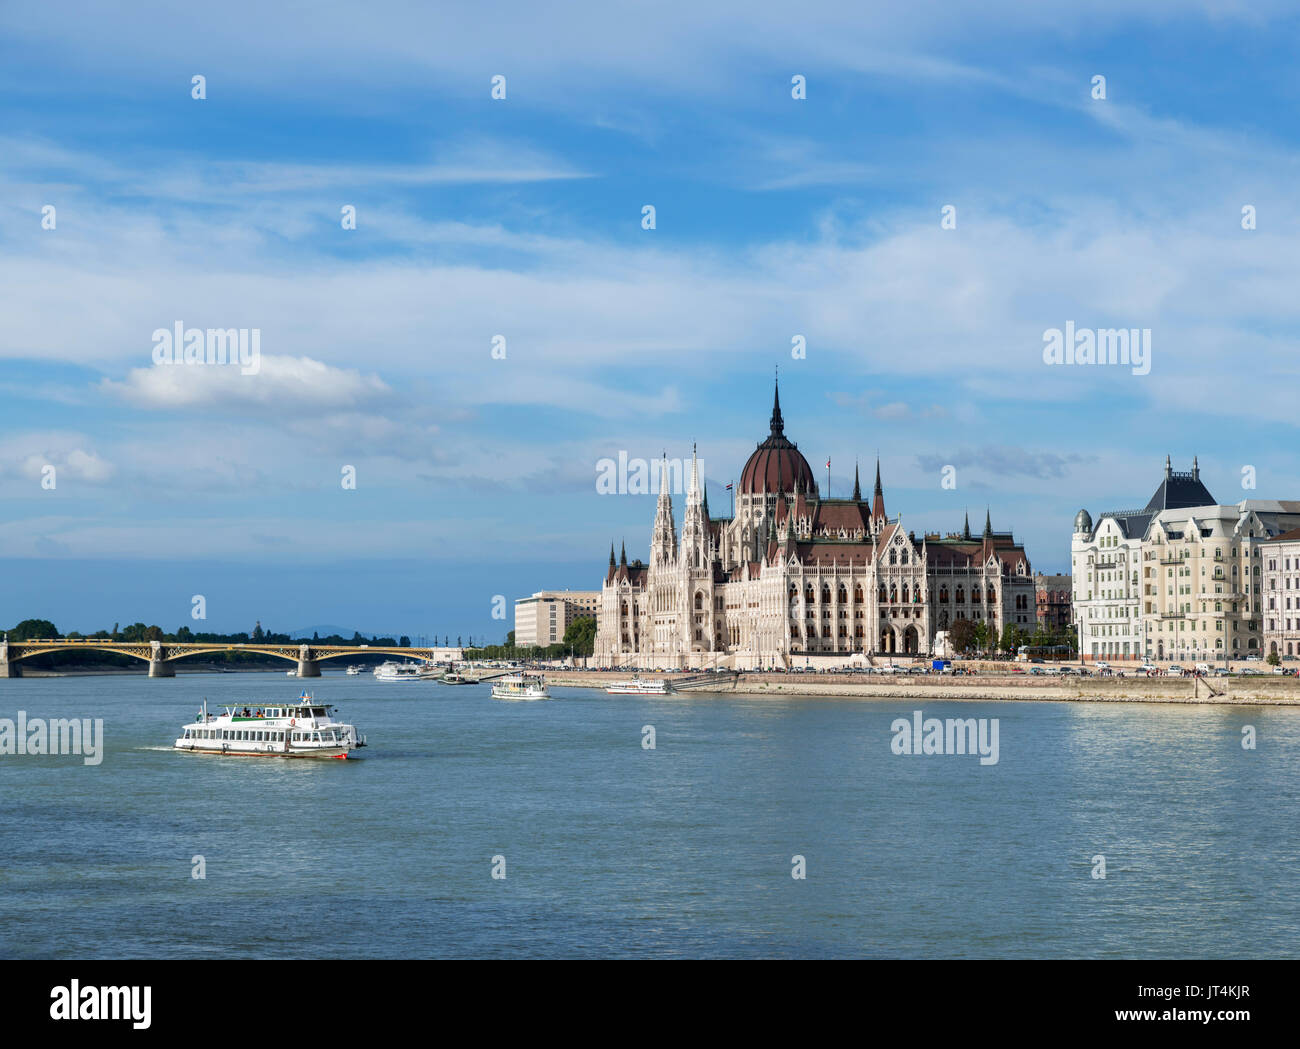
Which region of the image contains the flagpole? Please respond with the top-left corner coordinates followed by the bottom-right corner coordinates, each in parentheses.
top-left (730, 480), bottom-right (734, 519)
top-left (826, 459), bottom-right (830, 498)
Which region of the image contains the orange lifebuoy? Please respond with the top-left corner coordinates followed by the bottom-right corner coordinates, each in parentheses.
top-left (290, 718), bottom-right (296, 726)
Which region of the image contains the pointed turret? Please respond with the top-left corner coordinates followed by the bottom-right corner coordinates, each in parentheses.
top-left (852, 461), bottom-right (862, 501)
top-left (619, 541), bottom-right (627, 567)
top-left (651, 452), bottom-right (678, 567)
top-left (682, 443), bottom-right (708, 568)
top-left (871, 457), bottom-right (886, 521)
top-left (609, 544), bottom-right (616, 569)
top-left (770, 374), bottom-right (785, 436)
top-left (962, 511), bottom-right (971, 541)
top-left (983, 509), bottom-right (992, 539)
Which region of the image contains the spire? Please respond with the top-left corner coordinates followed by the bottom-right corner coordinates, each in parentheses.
top-left (688, 442), bottom-right (701, 504)
top-left (852, 461), bottom-right (861, 501)
top-left (769, 372), bottom-right (785, 436)
top-left (1192, 455), bottom-right (1199, 480)
top-left (619, 541), bottom-right (627, 566)
top-left (1165, 454), bottom-right (1172, 478)
top-left (962, 511), bottom-right (971, 540)
top-left (871, 456), bottom-right (886, 521)
top-left (983, 508), bottom-right (992, 539)
top-left (609, 544), bottom-right (616, 569)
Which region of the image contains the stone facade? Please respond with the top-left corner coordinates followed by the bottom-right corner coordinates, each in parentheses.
top-left (594, 385), bottom-right (1035, 669)
top-left (1034, 573), bottom-right (1072, 631)
top-left (1073, 460), bottom-right (1300, 661)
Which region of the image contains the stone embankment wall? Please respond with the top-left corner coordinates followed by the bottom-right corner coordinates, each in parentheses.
top-left (543, 671), bottom-right (1300, 706)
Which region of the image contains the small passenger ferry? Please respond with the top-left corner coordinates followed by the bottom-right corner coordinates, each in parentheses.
top-left (605, 676), bottom-right (674, 695)
top-left (174, 693), bottom-right (365, 759)
top-left (490, 673), bottom-right (550, 701)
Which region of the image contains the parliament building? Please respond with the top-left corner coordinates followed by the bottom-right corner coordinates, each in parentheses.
top-left (593, 384), bottom-right (1036, 669)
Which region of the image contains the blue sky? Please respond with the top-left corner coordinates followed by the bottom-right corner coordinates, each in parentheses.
top-left (3, 1), bottom-right (1300, 641)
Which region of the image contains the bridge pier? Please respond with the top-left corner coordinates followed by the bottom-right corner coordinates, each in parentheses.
top-left (148, 659), bottom-right (176, 678)
top-left (297, 659), bottom-right (321, 678)
top-left (0, 658), bottom-right (20, 678)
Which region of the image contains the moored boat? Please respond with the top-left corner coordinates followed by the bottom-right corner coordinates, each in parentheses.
top-left (605, 676), bottom-right (674, 695)
top-left (173, 693), bottom-right (365, 759)
top-left (373, 661), bottom-right (425, 681)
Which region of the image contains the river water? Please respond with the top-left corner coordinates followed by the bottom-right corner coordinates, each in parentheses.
top-left (1, 672), bottom-right (1295, 958)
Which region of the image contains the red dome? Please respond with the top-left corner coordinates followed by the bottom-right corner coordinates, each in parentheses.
top-left (739, 384), bottom-right (817, 495)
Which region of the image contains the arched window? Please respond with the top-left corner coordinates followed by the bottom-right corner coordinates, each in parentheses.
top-left (940, 586), bottom-right (949, 604)
top-left (902, 583), bottom-right (910, 603)
top-left (956, 586), bottom-right (965, 604)
top-left (854, 585), bottom-right (864, 603)
top-left (694, 591), bottom-right (703, 610)
top-left (889, 550), bottom-right (897, 565)
top-left (889, 584), bottom-right (898, 603)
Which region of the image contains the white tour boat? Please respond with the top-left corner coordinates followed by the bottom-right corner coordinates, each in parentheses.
top-left (490, 673), bottom-right (550, 700)
top-left (605, 676), bottom-right (674, 695)
top-left (345, 665), bottom-right (363, 675)
top-left (373, 661), bottom-right (425, 681)
top-left (174, 693), bottom-right (365, 759)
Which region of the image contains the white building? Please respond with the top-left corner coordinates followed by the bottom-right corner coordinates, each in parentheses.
top-left (514, 590), bottom-right (600, 647)
top-left (1073, 459), bottom-right (1300, 661)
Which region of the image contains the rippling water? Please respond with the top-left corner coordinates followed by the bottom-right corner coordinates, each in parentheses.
top-left (1, 672), bottom-right (1296, 958)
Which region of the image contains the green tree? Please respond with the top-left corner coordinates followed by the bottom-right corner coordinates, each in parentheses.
top-left (948, 618), bottom-right (976, 654)
top-left (1267, 649), bottom-right (1281, 666)
top-left (562, 616), bottom-right (596, 658)
top-left (8, 619), bottom-right (59, 640)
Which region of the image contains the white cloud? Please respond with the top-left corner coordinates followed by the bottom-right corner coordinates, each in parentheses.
top-left (102, 355), bottom-right (391, 409)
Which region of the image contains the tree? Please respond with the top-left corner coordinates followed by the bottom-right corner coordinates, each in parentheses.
top-left (562, 616), bottom-right (596, 658)
top-left (399, 636), bottom-right (411, 648)
top-left (948, 617), bottom-right (976, 654)
top-left (1267, 649), bottom-right (1281, 666)
top-left (8, 619), bottom-right (59, 640)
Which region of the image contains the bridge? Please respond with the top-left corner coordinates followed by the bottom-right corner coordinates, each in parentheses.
top-left (0, 639), bottom-right (440, 678)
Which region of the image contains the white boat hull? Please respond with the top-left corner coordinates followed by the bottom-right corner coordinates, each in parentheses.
top-left (173, 741), bottom-right (351, 759)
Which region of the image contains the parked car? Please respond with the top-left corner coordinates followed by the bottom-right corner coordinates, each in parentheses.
top-left (1246, 654), bottom-right (1263, 661)
top-left (1168, 664), bottom-right (1183, 674)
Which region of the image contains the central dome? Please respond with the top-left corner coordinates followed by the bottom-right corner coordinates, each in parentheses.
top-left (739, 382), bottom-right (816, 495)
